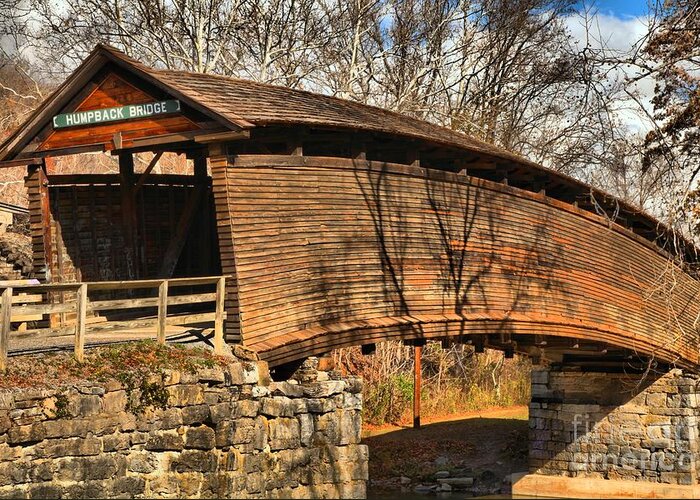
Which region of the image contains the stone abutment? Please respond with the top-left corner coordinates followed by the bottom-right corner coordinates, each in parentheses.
top-left (514, 366), bottom-right (700, 498)
top-left (0, 359), bottom-right (367, 498)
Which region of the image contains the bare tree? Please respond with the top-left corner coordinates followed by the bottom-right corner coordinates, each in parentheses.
top-left (235, 0), bottom-right (333, 86)
top-left (0, 0), bottom-right (679, 221)
top-left (316, 0), bottom-right (385, 99)
top-left (20, 0), bottom-right (248, 75)
top-left (643, 0), bottom-right (700, 173)
top-left (18, 0), bottom-right (335, 85)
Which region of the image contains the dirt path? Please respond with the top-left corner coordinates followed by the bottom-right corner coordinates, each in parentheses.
top-left (363, 405), bottom-right (529, 496)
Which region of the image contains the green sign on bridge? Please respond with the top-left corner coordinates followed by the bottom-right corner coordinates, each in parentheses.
top-left (52, 100), bottom-right (181, 129)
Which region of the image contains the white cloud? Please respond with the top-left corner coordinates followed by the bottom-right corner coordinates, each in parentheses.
top-left (564, 11), bottom-right (657, 133)
top-left (565, 12), bottom-right (648, 53)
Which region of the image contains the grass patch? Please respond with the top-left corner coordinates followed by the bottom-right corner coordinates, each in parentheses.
top-left (336, 342), bottom-right (531, 426)
top-left (0, 340), bottom-right (228, 390)
top-left (364, 372), bottom-right (414, 424)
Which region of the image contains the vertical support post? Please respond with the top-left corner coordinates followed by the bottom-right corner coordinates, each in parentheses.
top-left (75, 283), bottom-right (87, 363)
top-left (214, 276), bottom-right (225, 355)
top-left (351, 135), bottom-right (367, 161)
top-left (193, 155), bottom-right (211, 275)
top-left (0, 287), bottom-right (13, 371)
top-left (157, 280), bottom-right (169, 345)
top-left (193, 155), bottom-right (208, 179)
top-left (26, 162), bottom-right (53, 283)
top-left (119, 153), bottom-right (138, 279)
top-left (407, 148), bottom-right (420, 168)
top-left (413, 343), bottom-right (422, 429)
top-left (288, 130), bottom-right (303, 156)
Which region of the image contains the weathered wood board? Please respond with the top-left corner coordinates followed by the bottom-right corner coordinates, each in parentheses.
top-left (219, 155), bottom-right (700, 368)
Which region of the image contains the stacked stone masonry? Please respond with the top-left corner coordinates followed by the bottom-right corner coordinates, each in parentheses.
top-left (529, 366), bottom-right (700, 485)
top-left (0, 260), bottom-right (21, 280)
top-left (0, 361), bottom-right (368, 498)
top-left (0, 232), bottom-right (31, 280)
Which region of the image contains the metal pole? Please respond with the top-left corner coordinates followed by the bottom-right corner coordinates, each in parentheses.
top-left (413, 344), bottom-right (422, 429)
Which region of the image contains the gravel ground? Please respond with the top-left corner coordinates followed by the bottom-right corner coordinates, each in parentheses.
top-left (365, 406), bottom-right (529, 497)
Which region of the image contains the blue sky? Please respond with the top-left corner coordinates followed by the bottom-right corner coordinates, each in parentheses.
top-left (578, 0), bottom-right (649, 17)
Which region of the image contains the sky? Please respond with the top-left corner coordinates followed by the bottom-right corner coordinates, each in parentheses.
top-left (577, 0), bottom-right (650, 17)
top-left (568, 1), bottom-right (655, 132)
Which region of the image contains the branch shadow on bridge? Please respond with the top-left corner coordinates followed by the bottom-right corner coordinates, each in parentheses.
top-left (345, 159), bottom-right (571, 349)
top-left (273, 157), bottom-right (695, 369)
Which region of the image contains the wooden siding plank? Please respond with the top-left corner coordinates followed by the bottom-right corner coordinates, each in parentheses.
top-left (210, 153), bottom-right (242, 344)
top-left (221, 155), bottom-right (700, 368)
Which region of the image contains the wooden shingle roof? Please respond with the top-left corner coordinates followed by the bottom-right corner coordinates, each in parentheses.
top-left (93, 44), bottom-right (534, 167)
top-left (0, 43), bottom-right (587, 180)
top-left (0, 43), bottom-right (564, 182)
top-left (154, 70), bottom-right (519, 161)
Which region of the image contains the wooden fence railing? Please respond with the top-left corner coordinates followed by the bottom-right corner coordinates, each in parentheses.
top-left (0, 275), bottom-right (227, 370)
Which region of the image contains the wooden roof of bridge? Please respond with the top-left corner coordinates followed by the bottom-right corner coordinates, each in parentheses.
top-left (150, 69), bottom-right (521, 161)
top-left (0, 44), bottom-right (696, 262)
top-left (0, 44), bottom-right (534, 165)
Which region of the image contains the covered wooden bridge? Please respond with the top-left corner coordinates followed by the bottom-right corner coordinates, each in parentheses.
top-left (0, 44), bottom-right (699, 371)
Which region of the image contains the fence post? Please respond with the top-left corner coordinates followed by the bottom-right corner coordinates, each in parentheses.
top-left (1, 287), bottom-right (13, 371)
top-left (157, 280), bottom-right (168, 345)
top-left (214, 276), bottom-right (225, 355)
top-left (75, 283), bottom-right (87, 363)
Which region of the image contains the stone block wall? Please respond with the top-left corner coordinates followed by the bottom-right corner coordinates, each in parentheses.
top-left (0, 231), bottom-right (32, 280)
top-left (529, 366), bottom-right (700, 485)
top-left (0, 260), bottom-right (21, 280)
top-left (0, 361), bottom-right (368, 498)
top-left (0, 211), bottom-right (12, 233)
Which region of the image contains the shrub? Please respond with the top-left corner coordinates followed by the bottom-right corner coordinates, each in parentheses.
top-left (334, 341), bottom-right (531, 425)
